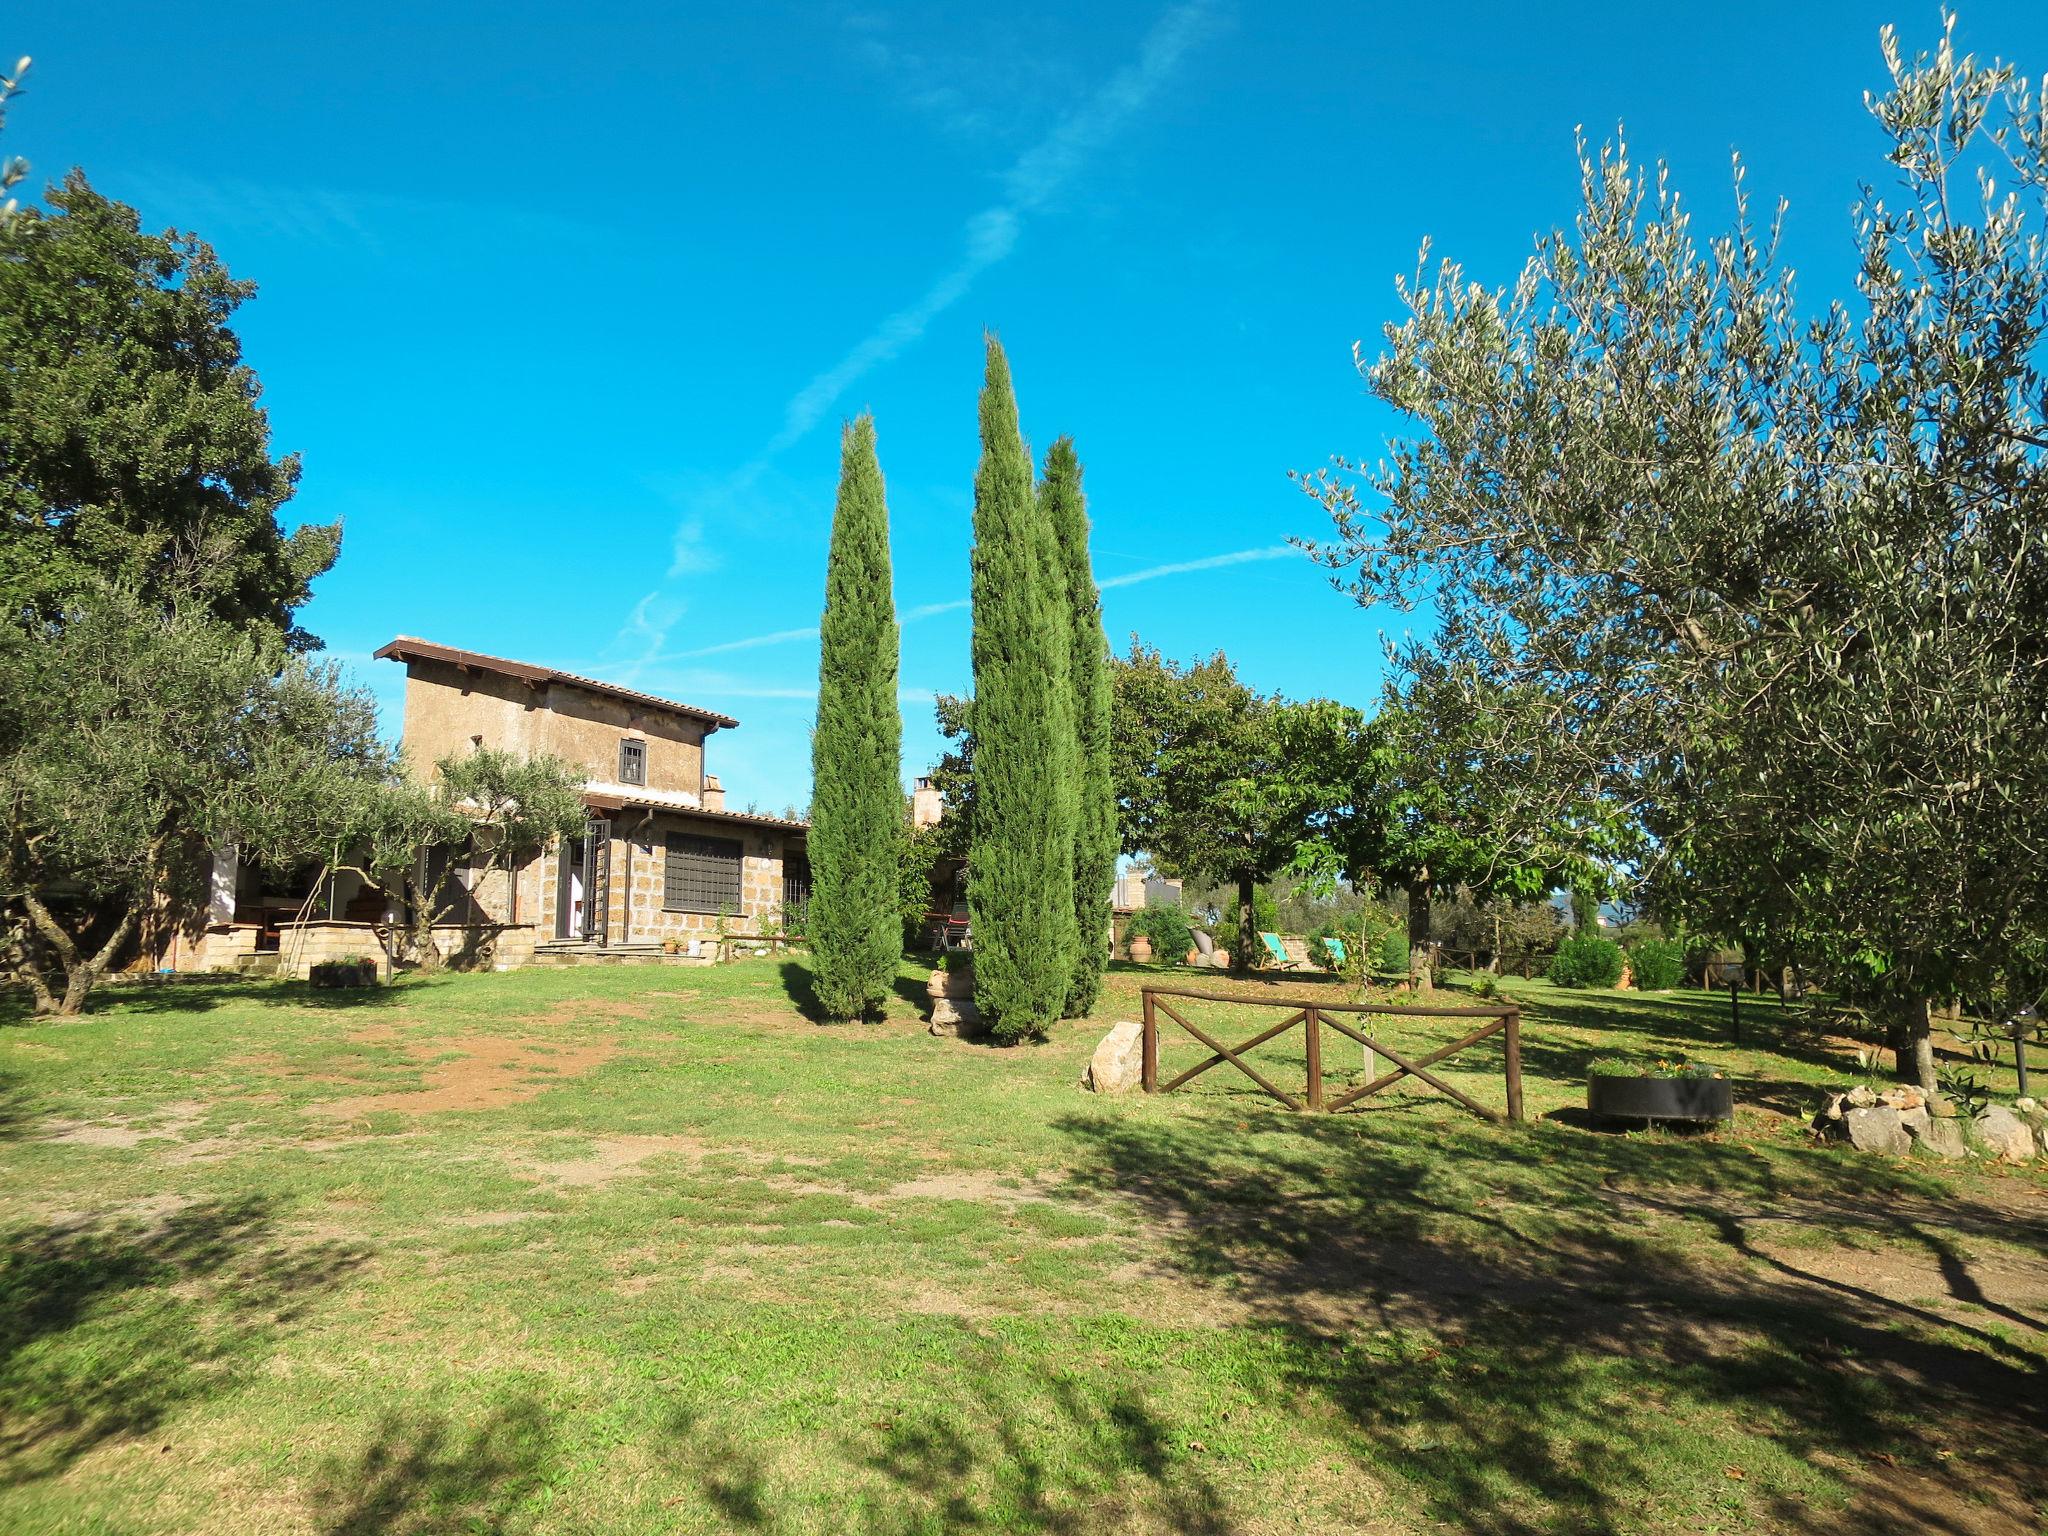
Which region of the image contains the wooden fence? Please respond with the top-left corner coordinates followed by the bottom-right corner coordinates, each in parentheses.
top-left (1139, 986), bottom-right (1524, 1122)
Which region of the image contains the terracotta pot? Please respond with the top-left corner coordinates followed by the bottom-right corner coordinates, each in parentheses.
top-left (1185, 948), bottom-right (1201, 967)
top-left (1128, 934), bottom-right (1153, 963)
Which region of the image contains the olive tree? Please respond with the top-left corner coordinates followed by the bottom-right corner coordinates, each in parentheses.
top-left (341, 749), bottom-right (587, 971)
top-left (1297, 18), bottom-right (2048, 1084)
top-left (0, 590), bottom-right (386, 1014)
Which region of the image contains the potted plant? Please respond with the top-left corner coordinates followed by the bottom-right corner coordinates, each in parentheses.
top-left (1587, 1059), bottom-right (1733, 1124)
top-left (1127, 931), bottom-right (1154, 963)
top-left (661, 936), bottom-right (680, 955)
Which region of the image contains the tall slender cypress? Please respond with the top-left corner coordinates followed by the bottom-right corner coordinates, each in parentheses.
top-left (808, 414), bottom-right (902, 1021)
top-left (1043, 437), bottom-right (1115, 1015)
top-left (968, 337), bottom-right (1076, 1040)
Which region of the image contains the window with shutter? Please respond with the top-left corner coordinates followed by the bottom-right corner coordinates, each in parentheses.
top-left (619, 739), bottom-right (647, 786)
top-left (664, 832), bottom-right (743, 912)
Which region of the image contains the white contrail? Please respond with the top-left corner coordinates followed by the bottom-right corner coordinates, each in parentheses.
top-left (669, 625), bottom-right (822, 660)
top-left (1098, 545), bottom-right (1295, 588)
top-left (620, 1), bottom-right (1222, 659)
top-left (661, 543), bottom-right (1294, 661)
top-left (750, 0), bottom-right (1222, 467)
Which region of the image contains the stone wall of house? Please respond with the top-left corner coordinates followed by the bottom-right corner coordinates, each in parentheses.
top-left (400, 658), bottom-right (708, 796)
top-left (186, 922), bottom-right (261, 973)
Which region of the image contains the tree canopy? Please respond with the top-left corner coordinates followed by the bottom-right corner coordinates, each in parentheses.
top-left (0, 172), bottom-right (337, 648)
top-left (0, 589), bottom-right (385, 1014)
top-left (808, 414), bottom-right (904, 1022)
top-left (966, 338), bottom-right (1078, 1040)
top-left (1297, 19), bottom-right (2048, 1081)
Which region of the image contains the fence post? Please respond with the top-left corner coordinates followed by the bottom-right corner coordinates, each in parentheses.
top-left (1503, 1008), bottom-right (1524, 1123)
top-left (1141, 990), bottom-right (1158, 1093)
top-left (1305, 1005), bottom-right (1323, 1111)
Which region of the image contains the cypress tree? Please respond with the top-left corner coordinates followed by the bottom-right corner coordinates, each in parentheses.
top-left (968, 337), bottom-right (1076, 1040)
top-left (1042, 437), bottom-right (1115, 1016)
top-left (808, 414), bottom-right (903, 1022)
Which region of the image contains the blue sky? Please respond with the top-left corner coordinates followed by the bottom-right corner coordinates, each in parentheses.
top-left (12, 2), bottom-right (2048, 813)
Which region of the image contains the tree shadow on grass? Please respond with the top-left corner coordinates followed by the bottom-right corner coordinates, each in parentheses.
top-left (0, 1196), bottom-right (370, 1490)
top-left (1052, 1108), bottom-right (2048, 1534)
top-left (777, 958), bottom-right (825, 1021)
top-left (313, 1400), bottom-right (554, 1536)
top-left (69, 974), bottom-right (423, 1017)
top-left (659, 1363), bottom-right (1238, 1535)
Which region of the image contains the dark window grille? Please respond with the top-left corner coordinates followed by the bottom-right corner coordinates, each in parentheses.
top-left (782, 852), bottom-right (811, 921)
top-left (664, 832), bottom-right (742, 913)
top-left (619, 739), bottom-right (647, 786)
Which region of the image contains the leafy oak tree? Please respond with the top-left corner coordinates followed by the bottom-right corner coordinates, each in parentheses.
top-left (0, 172), bottom-right (336, 646)
top-left (1111, 644), bottom-right (1364, 973)
top-left (1298, 19), bottom-right (2048, 1085)
top-left (808, 414), bottom-right (904, 1021)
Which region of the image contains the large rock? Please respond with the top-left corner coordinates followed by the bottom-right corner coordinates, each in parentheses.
top-left (1842, 1106), bottom-right (1911, 1156)
top-left (1973, 1106), bottom-right (2038, 1164)
top-left (929, 995), bottom-right (986, 1039)
top-left (1083, 1021), bottom-right (1146, 1094)
top-left (1917, 1117), bottom-right (1969, 1161)
top-left (1896, 1104), bottom-right (1932, 1141)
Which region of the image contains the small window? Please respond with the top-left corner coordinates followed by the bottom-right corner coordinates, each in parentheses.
top-left (619, 739), bottom-right (647, 786)
top-left (665, 833), bottom-right (743, 913)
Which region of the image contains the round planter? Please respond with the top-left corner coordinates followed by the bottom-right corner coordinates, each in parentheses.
top-left (1588, 1075), bottom-right (1733, 1123)
top-left (1128, 935), bottom-right (1154, 963)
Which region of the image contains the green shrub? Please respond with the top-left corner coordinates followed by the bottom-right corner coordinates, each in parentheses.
top-left (1127, 903), bottom-right (1194, 964)
top-left (1548, 934), bottom-right (1624, 988)
top-left (1376, 926), bottom-right (1411, 975)
top-left (1628, 937), bottom-right (1685, 991)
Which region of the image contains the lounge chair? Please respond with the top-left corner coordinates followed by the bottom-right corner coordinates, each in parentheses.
top-left (1259, 932), bottom-right (1308, 971)
top-left (1323, 936), bottom-right (1348, 972)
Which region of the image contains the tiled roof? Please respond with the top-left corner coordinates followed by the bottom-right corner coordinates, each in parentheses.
top-left (583, 788), bottom-right (809, 832)
top-left (374, 637), bottom-right (740, 730)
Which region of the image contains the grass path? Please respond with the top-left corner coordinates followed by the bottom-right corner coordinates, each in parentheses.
top-left (1, 960), bottom-right (2042, 1534)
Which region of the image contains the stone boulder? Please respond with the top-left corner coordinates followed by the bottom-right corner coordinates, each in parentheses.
top-left (1083, 1021), bottom-right (1146, 1094)
top-left (929, 995), bottom-right (986, 1039)
top-left (1973, 1106), bottom-right (2038, 1164)
top-left (1917, 1117), bottom-right (1969, 1161)
top-left (1841, 1105), bottom-right (1911, 1156)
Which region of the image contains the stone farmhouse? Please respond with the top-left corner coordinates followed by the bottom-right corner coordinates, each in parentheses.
top-left (171, 638), bottom-right (808, 977)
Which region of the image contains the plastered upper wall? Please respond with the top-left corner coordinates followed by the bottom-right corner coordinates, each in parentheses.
top-left (398, 658), bottom-right (707, 795)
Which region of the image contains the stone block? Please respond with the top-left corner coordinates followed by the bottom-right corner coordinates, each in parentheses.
top-left (1842, 1106), bottom-right (1911, 1156)
top-left (1083, 1021), bottom-right (1145, 1093)
top-left (1973, 1106), bottom-right (2037, 1164)
top-left (1917, 1118), bottom-right (1968, 1160)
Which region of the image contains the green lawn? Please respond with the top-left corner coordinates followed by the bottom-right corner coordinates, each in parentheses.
top-left (1, 960), bottom-right (2043, 1535)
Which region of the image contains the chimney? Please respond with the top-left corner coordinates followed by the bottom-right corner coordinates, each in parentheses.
top-left (702, 774), bottom-right (725, 812)
top-left (911, 775), bottom-right (942, 829)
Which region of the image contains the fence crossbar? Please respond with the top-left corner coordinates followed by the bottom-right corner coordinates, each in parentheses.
top-left (1321, 1013), bottom-right (1506, 1119)
top-left (1157, 1007), bottom-right (1308, 1095)
top-left (1152, 997), bottom-right (1305, 1109)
